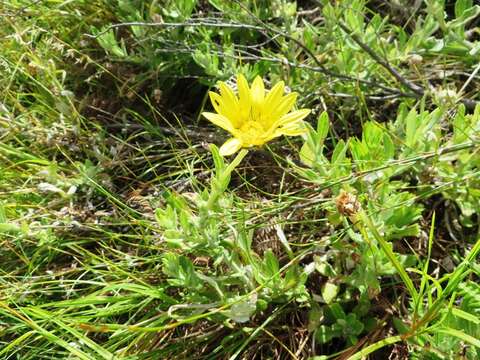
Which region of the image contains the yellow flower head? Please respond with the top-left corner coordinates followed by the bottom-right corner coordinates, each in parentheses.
top-left (202, 74), bottom-right (311, 156)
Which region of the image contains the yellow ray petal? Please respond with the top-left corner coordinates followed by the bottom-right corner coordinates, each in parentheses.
top-left (202, 112), bottom-right (236, 134)
top-left (264, 81), bottom-right (285, 109)
top-left (275, 109), bottom-right (311, 127)
top-left (218, 81), bottom-right (237, 102)
top-left (219, 137), bottom-right (242, 156)
top-left (251, 76), bottom-right (265, 104)
top-left (270, 92), bottom-right (298, 122)
top-left (237, 74), bottom-right (250, 105)
top-left (209, 91), bottom-right (224, 115)
top-left (237, 74), bottom-right (252, 121)
top-left (277, 121), bottom-right (308, 136)
top-left (278, 127), bottom-right (308, 136)
top-left (218, 82), bottom-right (239, 109)
top-left (209, 91), bottom-right (241, 127)
top-left (215, 83), bottom-right (242, 127)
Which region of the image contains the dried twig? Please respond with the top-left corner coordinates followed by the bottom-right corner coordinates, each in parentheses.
top-left (84, 20), bottom-right (266, 39)
top-left (292, 140), bottom-right (480, 210)
top-left (84, 19), bottom-right (409, 96)
top-left (84, 16), bottom-right (479, 108)
top-left (337, 21), bottom-right (424, 95)
top-left (231, 0), bottom-right (416, 98)
top-left (337, 21), bottom-right (480, 109)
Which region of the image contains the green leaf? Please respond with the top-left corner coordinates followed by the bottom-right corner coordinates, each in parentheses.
top-left (284, 266), bottom-right (301, 291)
top-left (322, 282), bottom-right (339, 304)
top-left (392, 317), bottom-right (410, 334)
top-left (308, 301), bottom-right (323, 332)
top-left (0, 223), bottom-right (21, 233)
top-left (383, 132), bottom-right (395, 160)
top-left (348, 335), bottom-right (402, 360)
top-left (226, 295), bottom-right (257, 323)
top-left (263, 250), bottom-right (280, 277)
top-left (451, 307), bottom-right (480, 324)
top-left (314, 256), bottom-right (337, 277)
top-left (455, 0), bottom-right (473, 17)
top-left (315, 324), bottom-right (342, 344)
top-left (162, 253), bottom-right (201, 289)
top-left (208, 0), bottom-right (224, 11)
top-left (192, 49), bottom-right (219, 76)
top-left (328, 303), bottom-right (346, 320)
top-left (177, 0), bottom-right (197, 18)
top-left (449, 4), bottom-right (480, 30)
top-left (299, 141), bottom-right (315, 167)
top-left (331, 139), bottom-right (348, 165)
top-left (405, 108), bottom-right (418, 148)
top-left (316, 111), bottom-right (330, 145)
top-left (343, 313), bottom-right (364, 336)
top-left (437, 327), bottom-right (480, 348)
top-left (94, 28), bottom-right (128, 57)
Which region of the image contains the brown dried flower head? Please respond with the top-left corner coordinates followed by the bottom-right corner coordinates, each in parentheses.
top-left (335, 190), bottom-right (361, 217)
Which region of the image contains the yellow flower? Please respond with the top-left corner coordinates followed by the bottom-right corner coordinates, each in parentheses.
top-left (202, 74), bottom-right (311, 156)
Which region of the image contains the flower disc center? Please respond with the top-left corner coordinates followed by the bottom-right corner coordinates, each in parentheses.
top-left (239, 121), bottom-right (266, 145)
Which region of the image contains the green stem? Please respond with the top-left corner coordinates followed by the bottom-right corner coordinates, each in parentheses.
top-left (347, 335), bottom-right (403, 360)
top-left (357, 210), bottom-right (418, 300)
top-left (410, 235), bottom-right (480, 333)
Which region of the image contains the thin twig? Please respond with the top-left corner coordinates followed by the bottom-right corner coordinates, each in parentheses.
top-left (231, 0), bottom-right (415, 97)
top-left (458, 61), bottom-right (480, 96)
top-left (337, 21), bottom-right (480, 109)
top-left (297, 7), bottom-right (321, 16)
top-left (152, 45), bottom-right (411, 96)
top-left (85, 18), bottom-right (409, 95)
top-left (337, 21), bottom-right (424, 95)
top-left (292, 140), bottom-right (480, 209)
top-left (84, 17), bottom-right (479, 108)
top-left (84, 20), bottom-right (266, 39)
